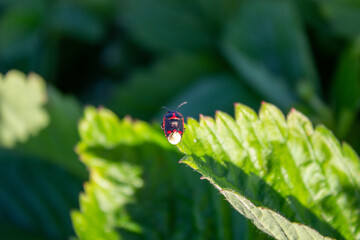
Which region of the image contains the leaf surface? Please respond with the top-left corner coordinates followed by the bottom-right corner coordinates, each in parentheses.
top-left (72, 106), bottom-right (270, 240)
top-left (0, 70), bottom-right (49, 147)
top-left (178, 103), bottom-right (360, 240)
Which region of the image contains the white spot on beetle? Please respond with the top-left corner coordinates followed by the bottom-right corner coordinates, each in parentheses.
top-left (167, 132), bottom-right (182, 145)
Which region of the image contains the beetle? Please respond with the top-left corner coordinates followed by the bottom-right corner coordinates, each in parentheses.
top-left (161, 102), bottom-right (187, 145)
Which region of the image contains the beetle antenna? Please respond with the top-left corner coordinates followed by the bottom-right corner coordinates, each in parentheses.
top-left (162, 106), bottom-right (170, 111)
top-left (177, 101), bottom-right (187, 109)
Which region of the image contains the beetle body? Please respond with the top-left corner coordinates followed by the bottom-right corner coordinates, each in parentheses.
top-left (161, 110), bottom-right (185, 145)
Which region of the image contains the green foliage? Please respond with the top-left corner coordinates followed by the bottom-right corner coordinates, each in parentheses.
top-left (1, 0), bottom-right (360, 239)
top-left (72, 103), bottom-right (360, 240)
top-left (18, 86), bottom-right (86, 179)
top-left (0, 70), bottom-right (85, 239)
top-left (222, 0), bottom-right (318, 110)
top-left (0, 70), bottom-right (48, 147)
top-left (0, 149), bottom-right (82, 240)
top-left (178, 103), bottom-right (360, 240)
top-left (220, 191), bottom-right (333, 240)
top-left (72, 106), bottom-right (271, 240)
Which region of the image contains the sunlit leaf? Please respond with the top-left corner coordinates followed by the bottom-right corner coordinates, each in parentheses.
top-left (178, 102), bottom-right (360, 240)
top-left (72, 106), bottom-right (270, 240)
top-left (0, 70), bottom-right (49, 147)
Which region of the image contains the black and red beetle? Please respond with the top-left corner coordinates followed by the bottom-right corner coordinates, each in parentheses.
top-left (161, 102), bottom-right (187, 145)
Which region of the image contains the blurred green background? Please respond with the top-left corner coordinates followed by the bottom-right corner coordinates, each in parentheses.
top-left (0, 0), bottom-right (359, 239)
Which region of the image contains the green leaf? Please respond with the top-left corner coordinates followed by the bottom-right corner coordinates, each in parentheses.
top-left (17, 86), bottom-right (86, 179)
top-left (222, 0), bottom-right (319, 109)
top-left (73, 106), bottom-right (271, 240)
top-left (0, 70), bottom-right (49, 147)
top-left (221, 190), bottom-right (333, 240)
top-left (0, 149), bottom-right (82, 240)
top-left (178, 102), bottom-right (360, 240)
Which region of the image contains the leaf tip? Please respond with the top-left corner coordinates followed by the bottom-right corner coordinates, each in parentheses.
top-left (124, 115), bottom-right (133, 122)
top-left (199, 114), bottom-right (212, 123)
top-left (215, 110), bottom-right (224, 119)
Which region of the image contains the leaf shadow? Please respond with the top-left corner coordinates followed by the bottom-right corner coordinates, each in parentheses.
top-left (188, 154), bottom-right (345, 240)
top-left (85, 143), bottom-right (272, 240)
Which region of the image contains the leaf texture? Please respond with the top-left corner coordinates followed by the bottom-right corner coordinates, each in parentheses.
top-left (72, 106), bottom-right (271, 240)
top-left (178, 102), bottom-right (360, 240)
